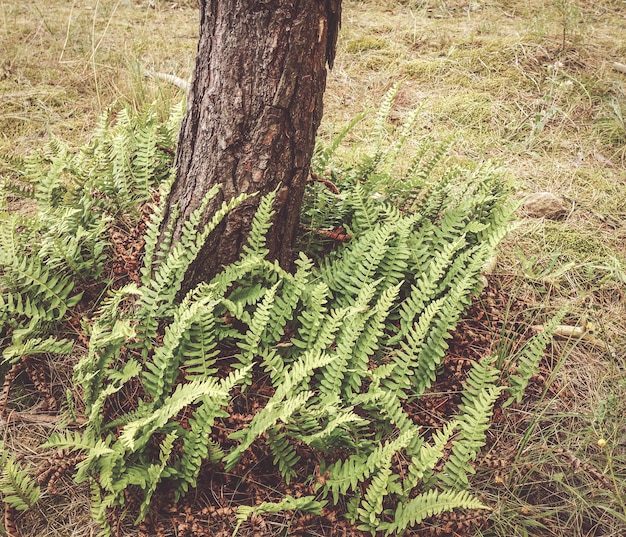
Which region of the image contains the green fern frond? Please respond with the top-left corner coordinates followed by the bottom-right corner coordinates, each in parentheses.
top-left (410, 248), bottom-right (493, 396)
top-left (438, 357), bottom-right (503, 489)
top-left (74, 317), bottom-right (137, 413)
top-left (3, 254), bottom-right (82, 319)
top-left (175, 401), bottom-right (228, 499)
top-left (356, 465), bottom-right (395, 532)
top-left (319, 223), bottom-right (393, 303)
top-left (298, 407), bottom-right (369, 451)
top-left (402, 420), bottom-right (458, 495)
top-left (372, 83), bottom-right (400, 154)
top-left (234, 495), bottom-right (326, 535)
top-left (142, 294), bottom-right (220, 403)
top-left (233, 282), bottom-right (280, 388)
top-left (291, 281), bottom-right (331, 350)
top-left (344, 283), bottom-right (401, 396)
top-left (242, 189), bottom-right (277, 258)
top-left (385, 296), bottom-right (446, 396)
top-left (140, 170), bottom-right (175, 287)
top-left (396, 235), bottom-right (467, 337)
top-left (321, 430), bottom-right (415, 504)
top-left (317, 281), bottom-right (379, 399)
top-left (507, 307), bottom-right (568, 404)
top-left (267, 427), bottom-right (301, 483)
top-left (313, 112), bottom-right (365, 171)
top-left (260, 253), bottom-right (311, 348)
top-left (0, 454), bottom-right (40, 511)
top-left (132, 112), bottom-right (160, 197)
top-left (2, 335), bottom-right (73, 365)
top-left (121, 371), bottom-right (245, 452)
top-left (135, 431), bottom-right (177, 523)
top-left (224, 390), bottom-right (312, 471)
top-left (348, 182), bottom-right (382, 234)
top-left (382, 488), bottom-right (488, 535)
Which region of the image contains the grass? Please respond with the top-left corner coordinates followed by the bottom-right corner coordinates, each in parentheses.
top-left (1, 0), bottom-right (625, 535)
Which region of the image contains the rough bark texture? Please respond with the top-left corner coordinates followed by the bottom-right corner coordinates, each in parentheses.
top-left (162, 0), bottom-right (341, 288)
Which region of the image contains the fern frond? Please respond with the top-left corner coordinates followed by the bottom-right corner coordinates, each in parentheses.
top-left (317, 280), bottom-right (379, 399)
top-left (121, 371), bottom-right (244, 452)
top-left (321, 430), bottom-right (414, 504)
top-left (382, 488), bottom-right (488, 535)
top-left (267, 427), bottom-right (300, 483)
top-left (319, 223), bottom-right (393, 304)
top-left (4, 255), bottom-right (82, 319)
top-left (348, 182), bottom-right (382, 234)
top-left (402, 420), bottom-right (458, 495)
top-left (395, 235), bottom-right (467, 337)
top-left (507, 307), bottom-right (568, 404)
top-left (136, 431), bottom-right (177, 523)
top-left (132, 112), bottom-right (159, 198)
top-left (175, 400), bottom-right (228, 499)
top-left (142, 294), bottom-right (220, 403)
top-left (224, 390), bottom-right (312, 471)
top-left (356, 465), bottom-right (394, 532)
top-left (372, 83), bottom-right (400, 154)
top-left (291, 281), bottom-right (331, 350)
top-left (140, 170), bottom-right (175, 287)
top-left (438, 357), bottom-right (502, 489)
top-left (260, 253), bottom-right (311, 348)
top-left (232, 282), bottom-right (280, 388)
top-left (344, 282), bottom-right (400, 396)
top-left (234, 495), bottom-right (325, 535)
top-left (2, 335), bottom-right (73, 365)
top-left (0, 457), bottom-right (40, 511)
top-left (242, 189), bottom-right (277, 258)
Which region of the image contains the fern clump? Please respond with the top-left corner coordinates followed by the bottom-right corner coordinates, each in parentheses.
top-left (0, 442), bottom-right (40, 512)
top-left (51, 105), bottom-right (517, 534)
top-left (1, 90), bottom-right (560, 535)
top-left (0, 101), bottom-right (183, 373)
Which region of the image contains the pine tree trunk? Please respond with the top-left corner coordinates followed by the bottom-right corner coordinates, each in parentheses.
top-left (160, 0), bottom-right (341, 289)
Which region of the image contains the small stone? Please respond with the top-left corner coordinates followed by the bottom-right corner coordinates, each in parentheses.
top-left (523, 192), bottom-right (568, 220)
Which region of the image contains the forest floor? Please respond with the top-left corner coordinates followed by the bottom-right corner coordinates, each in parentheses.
top-left (1, 0), bottom-right (625, 535)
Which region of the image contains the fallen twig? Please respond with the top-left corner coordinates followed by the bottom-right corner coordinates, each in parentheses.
top-left (531, 323), bottom-right (614, 353)
top-left (612, 62), bottom-right (626, 75)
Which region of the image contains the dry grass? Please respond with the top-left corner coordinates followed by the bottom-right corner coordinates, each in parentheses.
top-left (1, 0), bottom-right (625, 535)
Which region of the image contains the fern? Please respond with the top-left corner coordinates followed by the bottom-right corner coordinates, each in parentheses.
top-left (234, 495), bottom-right (326, 535)
top-left (242, 187), bottom-right (277, 257)
top-left (438, 356), bottom-right (502, 488)
top-left (120, 371), bottom-right (245, 452)
top-left (2, 92), bottom-right (525, 535)
top-left (3, 336), bottom-right (73, 364)
top-left (507, 307), bottom-right (568, 404)
top-left (382, 488), bottom-right (488, 535)
top-left (267, 427), bottom-right (301, 483)
top-left (0, 445), bottom-right (40, 511)
top-left (321, 430), bottom-right (415, 504)
top-left (224, 390), bottom-right (313, 471)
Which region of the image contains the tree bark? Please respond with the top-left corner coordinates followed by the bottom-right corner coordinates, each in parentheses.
top-left (161, 0), bottom-right (341, 289)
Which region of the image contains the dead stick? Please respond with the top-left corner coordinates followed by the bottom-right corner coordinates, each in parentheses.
top-left (613, 62), bottom-right (626, 75)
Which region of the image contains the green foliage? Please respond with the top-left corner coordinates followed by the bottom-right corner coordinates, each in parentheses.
top-left (505, 307), bottom-right (568, 404)
top-left (438, 356), bottom-right (503, 488)
top-left (0, 442), bottom-right (40, 511)
top-left (1, 90), bottom-right (560, 535)
top-left (381, 488), bottom-right (487, 535)
top-left (0, 101), bottom-right (181, 370)
top-left (234, 495), bottom-right (326, 535)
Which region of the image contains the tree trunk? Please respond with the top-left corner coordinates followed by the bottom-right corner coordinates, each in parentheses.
top-left (160, 0), bottom-right (341, 289)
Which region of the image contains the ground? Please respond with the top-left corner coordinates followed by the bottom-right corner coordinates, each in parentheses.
top-left (0, 0), bottom-right (625, 536)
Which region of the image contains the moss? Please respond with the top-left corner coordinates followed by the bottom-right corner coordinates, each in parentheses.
top-left (542, 222), bottom-right (610, 259)
top-left (400, 59), bottom-right (441, 79)
top-left (345, 35), bottom-right (389, 53)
